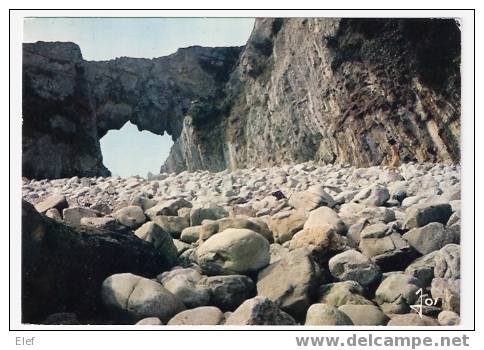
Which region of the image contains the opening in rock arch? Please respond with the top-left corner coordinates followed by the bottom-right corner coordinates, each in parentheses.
top-left (100, 121), bottom-right (173, 178)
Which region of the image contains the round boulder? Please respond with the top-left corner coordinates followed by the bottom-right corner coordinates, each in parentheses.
top-left (101, 273), bottom-right (185, 323)
top-left (305, 304), bottom-right (353, 325)
top-left (197, 228), bottom-right (270, 275)
top-left (167, 306), bottom-right (224, 325)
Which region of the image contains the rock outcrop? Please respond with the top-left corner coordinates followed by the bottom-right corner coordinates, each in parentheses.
top-left (23, 18), bottom-right (460, 178)
top-left (21, 200), bottom-right (177, 323)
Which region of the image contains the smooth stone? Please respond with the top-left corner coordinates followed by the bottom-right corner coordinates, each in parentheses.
top-left (152, 215), bottom-right (190, 238)
top-left (338, 304), bottom-right (389, 326)
top-left (305, 304), bottom-right (353, 325)
top-left (303, 206), bottom-right (346, 234)
top-left (197, 228), bottom-right (270, 275)
top-left (101, 273), bottom-right (185, 323)
top-left (318, 281), bottom-right (373, 307)
top-left (135, 317), bottom-right (163, 325)
top-left (158, 268), bottom-right (210, 308)
top-left (403, 203), bottom-right (453, 229)
top-left (167, 306), bottom-right (224, 325)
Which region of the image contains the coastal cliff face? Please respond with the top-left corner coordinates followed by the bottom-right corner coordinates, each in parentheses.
top-left (22, 18), bottom-right (461, 179)
top-left (169, 18), bottom-right (461, 173)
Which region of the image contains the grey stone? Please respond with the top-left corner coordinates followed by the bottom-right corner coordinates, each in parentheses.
top-left (113, 205), bottom-right (146, 229)
top-left (338, 304), bottom-right (389, 326)
top-left (318, 281), bottom-right (373, 307)
top-left (438, 310), bottom-right (460, 326)
top-left (135, 317), bottom-right (163, 325)
top-left (375, 273), bottom-right (422, 314)
top-left (268, 209), bottom-right (307, 244)
top-left (190, 205), bottom-right (228, 226)
top-left (434, 244), bottom-right (460, 280)
top-left (225, 297), bottom-right (296, 325)
top-left (158, 268), bottom-right (210, 308)
top-left (257, 248), bottom-right (321, 319)
top-left (152, 215), bottom-right (189, 238)
top-left (403, 222), bottom-right (457, 255)
top-left (404, 251), bottom-right (438, 286)
top-left (145, 198), bottom-right (192, 219)
top-left (328, 250), bottom-right (381, 288)
top-left (101, 273), bottom-right (185, 322)
top-left (63, 206), bottom-right (101, 227)
top-left (167, 306), bottom-right (224, 325)
top-left (200, 275), bottom-right (256, 311)
top-left (34, 194), bottom-right (68, 213)
top-left (359, 224), bottom-right (414, 271)
top-left (197, 228), bottom-right (270, 275)
top-left (387, 314), bottom-right (439, 326)
top-left (305, 304), bottom-right (353, 325)
top-left (303, 206), bottom-right (346, 234)
top-left (403, 203), bottom-right (453, 229)
top-left (134, 222), bottom-right (178, 266)
top-left (45, 208), bottom-right (62, 221)
top-left (431, 278), bottom-right (460, 313)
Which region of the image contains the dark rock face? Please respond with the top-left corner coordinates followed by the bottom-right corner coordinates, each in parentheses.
top-left (21, 200), bottom-right (176, 324)
top-left (22, 18), bottom-right (460, 178)
top-left (22, 42), bottom-right (110, 179)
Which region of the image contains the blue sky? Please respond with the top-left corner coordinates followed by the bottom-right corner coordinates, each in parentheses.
top-left (24, 17), bottom-right (255, 177)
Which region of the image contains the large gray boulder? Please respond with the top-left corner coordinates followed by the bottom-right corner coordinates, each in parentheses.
top-left (200, 275), bottom-right (256, 311)
top-left (305, 304), bottom-right (353, 325)
top-left (404, 251), bottom-right (438, 286)
top-left (101, 273), bottom-right (185, 323)
top-left (434, 244), bottom-right (460, 280)
top-left (328, 250), bottom-right (381, 288)
top-left (403, 203), bottom-right (453, 229)
top-left (225, 297), bottom-right (296, 325)
top-left (359, 223), bottom-right (415, 271)
top-left (257, 248), bottom-right (321, 320)
top-left (158, 268), bottom-right (211, 308)
top-left (375, 273), bottom-right (422, 314)
top-left (197, 228), bottom-right (270, 275)
top-left (403, 222), bottom-right (457, 255)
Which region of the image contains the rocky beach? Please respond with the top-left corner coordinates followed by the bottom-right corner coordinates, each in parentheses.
top-left (20, 17), bottom-right (461, 327)
top-left (22, 161), bottom-right (461, 326)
